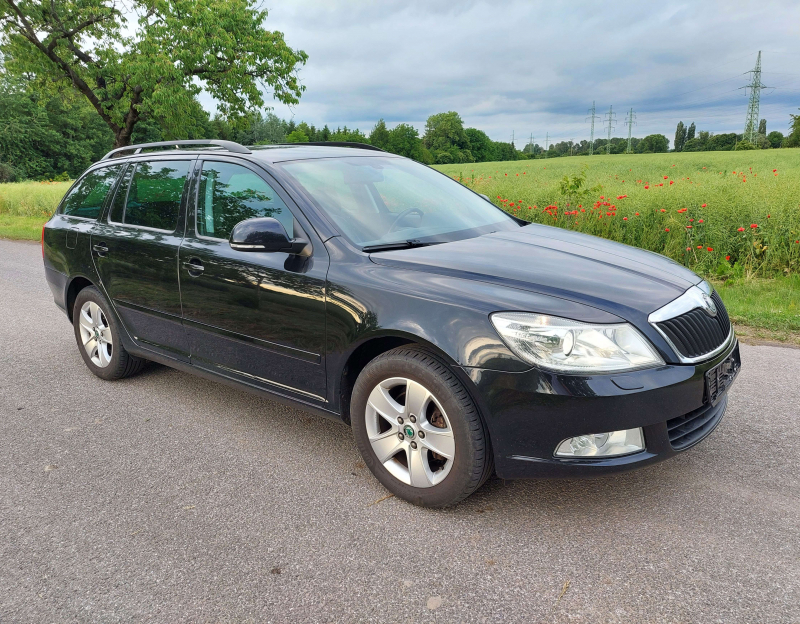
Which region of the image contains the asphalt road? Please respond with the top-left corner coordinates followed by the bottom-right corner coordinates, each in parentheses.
top-left (1, 239), bottom-right (799, 623)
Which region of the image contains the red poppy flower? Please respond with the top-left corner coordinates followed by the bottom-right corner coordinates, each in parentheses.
top-left (623, 217), bottom-right (628, 221)
top-left (737, 227), bottom-right (745, 232)
top-left (644, 185), bottom-right (650, 189)
top-left (697, 245), bottom-right (702, 249)
top-left (751, 224), bottom-right (758, 228)
top-left (635, 212), bottom-right (640, 216)
top-left (686, 247), bottom-right (691, 251)
top-left (505, 173), bottom-right (508, 176)
top-left (578, 204), bottom-right (582, 208)
top-left (699, 219), bottom-right (704, 223)
top-left (767, 214), bottom-right (771, 218)
top-left (773, 169), bottom-right (777, 172)
top-left (690, 218), bottom-right (694, 222)
top-left (726, 255), bottom-right (731, 261)
top-left (707, 247), bottom-right (713, 252)
top-left (600, 196), bottom-right (605, 199)
top-left (669, 181), bottom-right (674, 185)
top-left (658, 183), bottom-right (664, 187)
top-left (660, 209), bottom-right (666, 213)
top-left (663, 176), bottom-right (668, 179)
top-left (701, 203), bottom-right (707, 208)
top-left (665, 228), bottom-right (670, 232)
top-left (686, 225), bottom-right (692, 229)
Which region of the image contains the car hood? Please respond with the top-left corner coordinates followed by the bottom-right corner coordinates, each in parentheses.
top-left (369, 223), bottom-right (701, 321)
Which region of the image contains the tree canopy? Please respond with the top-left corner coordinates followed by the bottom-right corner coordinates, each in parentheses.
top-left (0, 0), bottom-right (307, 146)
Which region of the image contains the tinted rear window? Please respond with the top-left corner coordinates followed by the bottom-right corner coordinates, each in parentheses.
top-left (60, 166), bottom-right (122, 219)
top-left (124, 161), bottom-right (190, 231)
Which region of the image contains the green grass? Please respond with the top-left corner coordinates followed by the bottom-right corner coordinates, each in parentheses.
top-left (0, 214), bottom-right (48, 241)
top-left (0, 180), bottom-right (72, 239)
top-left (436, 149), bottom-right (800, 279)
top-left (714, 274), bottom-right (800, 345)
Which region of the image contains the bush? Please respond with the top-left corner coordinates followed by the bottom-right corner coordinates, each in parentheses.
top-left (0, 162), bottom-right (20, 183)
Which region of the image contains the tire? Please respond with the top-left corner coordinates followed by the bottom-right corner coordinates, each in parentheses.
top-left (351, 346), bottom-right (493, 507)
top-left (72, 286), bottom-right (147, 380)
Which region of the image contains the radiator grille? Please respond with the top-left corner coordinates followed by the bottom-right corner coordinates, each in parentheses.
top-left (656, 291), bottom-right (730, 359)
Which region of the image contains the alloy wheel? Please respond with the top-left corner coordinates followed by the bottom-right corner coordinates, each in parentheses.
top-left (78, 301), bottom-right (113, 368)
top-left (365, 377), bottom-right (455, 488)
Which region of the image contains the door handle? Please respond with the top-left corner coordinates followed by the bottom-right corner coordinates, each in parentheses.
top-left (93, 243), bottom-right (109, 256)
top-left (183, 259), bottom-right (204, 274)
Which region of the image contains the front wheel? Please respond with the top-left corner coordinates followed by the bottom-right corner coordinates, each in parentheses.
top-left (351, 347), bottom-right (493, 507)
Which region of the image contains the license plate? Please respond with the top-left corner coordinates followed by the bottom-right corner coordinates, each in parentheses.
top-left (705, 350), bottom-right (740, 405)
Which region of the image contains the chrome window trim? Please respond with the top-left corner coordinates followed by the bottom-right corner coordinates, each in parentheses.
top-left (648, 281), bottom-right (733, 364)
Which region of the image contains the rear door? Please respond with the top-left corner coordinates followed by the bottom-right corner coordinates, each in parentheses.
top-left (92, 157), bottom-right (193, 360)
top-left (178, 158), bottom-right (329, 402)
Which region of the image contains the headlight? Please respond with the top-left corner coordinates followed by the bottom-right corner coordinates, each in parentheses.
top-left (490, 312), bottom-right (664, 373)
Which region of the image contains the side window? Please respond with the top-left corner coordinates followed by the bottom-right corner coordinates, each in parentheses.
top-left (60, 166), bottom-right (122, 219)
top-left (197, 161), bottom-right (293, 240)
top-left (108, 164), bottom-right (134, 223)
top-left (124, 160), bottom-right (190, 231)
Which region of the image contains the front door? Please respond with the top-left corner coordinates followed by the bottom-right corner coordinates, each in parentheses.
top-left (92, 158), bottom-right (193, 360)
top-left (179, 159), bottom-right (329, 403)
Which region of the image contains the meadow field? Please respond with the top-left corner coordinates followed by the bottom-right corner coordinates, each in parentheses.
top-left (0, 151), bottom-right (797, 340)
top-left (435, 150), bottom-right (800, 280)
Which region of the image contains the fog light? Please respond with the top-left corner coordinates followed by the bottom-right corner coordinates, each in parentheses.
top-left (555, 428), bottom-right (644, 458)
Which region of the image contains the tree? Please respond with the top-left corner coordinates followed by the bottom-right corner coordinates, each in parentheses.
top-left (687, 122), bottom-right (696, 141)
top-left (385, 123), bottom-right (422, 160)
top-left (423, 111), bottom-right (472, 163)
top-left (0, 75), bottom-right (113, 178)
top-left (637, 134), bottom-right (669, 153)
top-left (758, 119), bottom-right (767, 135)
top-left (674, 121), bottom-right (687, 152)
top-left (464, 128), bottom-right (492, 162)
top-left (285, 129), bottom-right (309, 143)
top-left (767, 131), bottom-right (784, 148)
top-left (368, 119), bottom-right (390, 150)
top-left (0, 0), bottom-right (307, 147)
top-left (784, 109), bottom-right (800, 147)
top-left (329, 126), bottom-right (367, 143)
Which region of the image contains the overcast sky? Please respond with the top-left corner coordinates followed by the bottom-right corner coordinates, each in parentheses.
top-left (200, 0), bottom-right (800, 145)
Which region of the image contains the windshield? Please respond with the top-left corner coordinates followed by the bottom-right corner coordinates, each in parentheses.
top-left (278, 156), bottom-right (518, 248)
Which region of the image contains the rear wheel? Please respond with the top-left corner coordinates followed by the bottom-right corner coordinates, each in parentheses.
top-left (72, 286), bottom-right (146, 380)
top-left (351, 346), bottom-right (492, 507)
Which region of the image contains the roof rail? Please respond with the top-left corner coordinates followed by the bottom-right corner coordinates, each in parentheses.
top-left (101, 139), bottom-right (251, 160)
top-left (299, 142), bottom-right (385, 152)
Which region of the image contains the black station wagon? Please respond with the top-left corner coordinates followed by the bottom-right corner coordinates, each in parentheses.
top-left (43, 140), bottom-right (740, 507)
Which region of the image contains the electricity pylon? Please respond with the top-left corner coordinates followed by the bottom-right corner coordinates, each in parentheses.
top-left (586, 101), bottom-right (599, 155)
top-left (625, 108), bottom-right (636, 153)
top-left (741, 51), bottom-right (769, 144)
top-left (604, 105), bottom-right (616, 155)
top-left (545, 133), bottom-right (549, 158)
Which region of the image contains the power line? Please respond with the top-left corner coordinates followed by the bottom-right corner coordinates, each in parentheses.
top-left (603, 105), bottom-right (616, 154)
top-left (586, 101), bottom-right (599, 155)
top-left (625, 108), bottom-right (636, 153)
top-left (741, 51), bottom-right (770, 143)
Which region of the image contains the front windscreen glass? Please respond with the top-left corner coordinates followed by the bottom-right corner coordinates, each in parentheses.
top-left (278, 156), bottom-right (518, 248)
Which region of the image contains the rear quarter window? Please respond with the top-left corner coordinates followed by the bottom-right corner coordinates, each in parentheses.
top-left (60, 166), bottom-right (122, 219)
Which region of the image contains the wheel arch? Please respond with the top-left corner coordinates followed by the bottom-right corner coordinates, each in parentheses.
top-left (65, 275), bottom-right (96, 323)
top-left (338, 331), bottom-right (468, 426)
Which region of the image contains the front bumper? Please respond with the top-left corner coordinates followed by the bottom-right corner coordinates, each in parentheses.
top-left (462, 337), bottom-right (740, 479)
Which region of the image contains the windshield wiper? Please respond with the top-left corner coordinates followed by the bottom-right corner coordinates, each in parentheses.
top-left (362, 239), bottom-right (440, 253)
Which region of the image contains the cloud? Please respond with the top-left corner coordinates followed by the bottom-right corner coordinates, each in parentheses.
top-left (199, 0), bottom-right (800, 142)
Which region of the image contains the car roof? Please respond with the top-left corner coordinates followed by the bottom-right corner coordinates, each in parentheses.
top-left (99, 141), bottom-right (400, 166)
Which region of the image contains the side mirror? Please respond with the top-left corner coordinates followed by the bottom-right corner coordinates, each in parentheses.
top-left (229, 217), bottom-right (310, 256)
